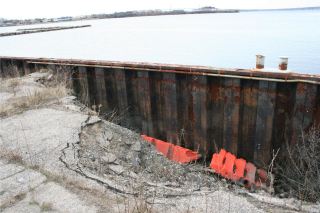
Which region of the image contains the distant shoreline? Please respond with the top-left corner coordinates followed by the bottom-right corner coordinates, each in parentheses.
top-left (239, 6), bottom-right (320, 12)
top-left (0, 7), bottom-right (319, 28)
top-left (0, 9), bottom-right (238, 28)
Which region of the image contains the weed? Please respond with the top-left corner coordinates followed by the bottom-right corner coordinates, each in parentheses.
top-left (0, 65), bottom-right (73, 118)
top-left (41, 170), bottom-right (63, 183)
top-left (0, 63), bottom-right (22, 78)
top-left (14, 192), bottom-right (26, 201)
top-left (0, 204), bottom-right (5, 211)
top-left (29, 200), bottom-right (38, 205)
top-left (0, 150), bottom-right (24, 165)
top-left (40, 202), bottom-right (53, 211)
top-left (0, 191), bottom-right (5, 195)
top-left (275, 125), bottom-right (320, 202)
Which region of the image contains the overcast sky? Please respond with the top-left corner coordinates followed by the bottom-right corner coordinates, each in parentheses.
top-left (1, 0), bottom-right (320, 19)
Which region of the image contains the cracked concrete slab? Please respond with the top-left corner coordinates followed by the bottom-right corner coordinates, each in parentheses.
top-left (0, 169), bottom-right (46, 204)
top-left (0, 108), bottom-right (88, 171)
top-left (32, 182), bottom-right (97, 213)
top-left (2, 192), bottom-right (42, 213)
top-left (0, 162), bottom-right (25, 180)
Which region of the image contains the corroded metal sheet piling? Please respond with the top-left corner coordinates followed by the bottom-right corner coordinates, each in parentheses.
top-left (163, 73), bottom-right (179, 144)
top-left (253, 81), bottom-right (277, 166)
top-left (138, 70), bottom-right (154, 137)
top-left (95, 67), bottom-right (108, 111)
top-left (1, 56), bottom-right (320, 166)
top-left (223, 78), bottom-right (241, 156)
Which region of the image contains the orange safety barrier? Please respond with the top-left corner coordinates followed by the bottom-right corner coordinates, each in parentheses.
top-left (220, 152), bottom-right (237, 179)
top-left (210, 149), bottom-right (268, 191)
top-left (209, 149), bottom-right (226, 173)
top-left (234, 158), bottom-right (246, 181)
top-left (154, 139), bottom-right (174, 158)
top-left (141, 135), bottom-right (200, 163)
top-left (141, 136), bottom-right (268, 191)
top-left (243, 162), bottom-right (257, 190)
top-left (141, 135), bottom-right (155, 145)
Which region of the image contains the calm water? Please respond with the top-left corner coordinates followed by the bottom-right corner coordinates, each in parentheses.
top-left (1, 10), bottom-right (320, 74)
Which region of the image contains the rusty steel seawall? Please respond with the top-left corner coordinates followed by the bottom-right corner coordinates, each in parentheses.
top-left (1, 56), bottom-right (320, 166)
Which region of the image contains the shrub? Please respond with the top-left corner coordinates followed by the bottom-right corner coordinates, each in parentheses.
top-left (275, 125), bottom-right (320, 202)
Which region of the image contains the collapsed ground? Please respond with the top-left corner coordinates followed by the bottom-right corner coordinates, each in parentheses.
top-left (0, 71), bottom-right (319, 212)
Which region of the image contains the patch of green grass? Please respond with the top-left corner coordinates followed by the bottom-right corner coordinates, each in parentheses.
top-left (40, 202), bottom-right (53, 211)
top-left (14, 192), bottom-right (26, 201)
top-left (0, 204), bottom-right (6, 212)
top-left (0, 190), bottom-right (5, 195)
top-left (116, 199), bottom-right (123, 204)
top-left (29, 200), bottom-right (38, 205)
top-left (41, 170), bottom-right (62, 183)
top-left (6, 153), bottom-right (24, 165)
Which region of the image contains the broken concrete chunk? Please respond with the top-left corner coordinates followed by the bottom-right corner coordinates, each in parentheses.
top-left (108, 164), bottom-right (125, 175)
top-left (103, 131), bottom-right (113, 141)
top-left (130, 141), bottom-right (141, 151)
top-left (128, 171), bottom-right (139, 179)
top-left (101, 152), bottom-right (117, 163)
top-left (96, 135), bottom-right (110, 148)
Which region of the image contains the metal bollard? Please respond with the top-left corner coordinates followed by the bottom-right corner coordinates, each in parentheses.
top-left (256, 55), bottom-right (265, 69)
top-left (279, 56), bottom-right (289, 70)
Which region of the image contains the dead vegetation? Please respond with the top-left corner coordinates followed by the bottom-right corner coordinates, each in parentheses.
top-left (275, 125), bottom-right (320, 202)
top-left (0, 65), bottom-right (74, 118)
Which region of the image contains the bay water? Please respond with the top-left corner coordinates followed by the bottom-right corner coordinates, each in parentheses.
top-left (0, 9), bottom-right (319, 74)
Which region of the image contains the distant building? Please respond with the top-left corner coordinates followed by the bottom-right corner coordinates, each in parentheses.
top-left (72, 16), bottom-right (81, 20)
top-left (201, 6), bottom-right (216, 10)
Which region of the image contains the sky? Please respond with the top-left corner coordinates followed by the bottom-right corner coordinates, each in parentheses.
top-left (1, 0), bottom-right (320, 19)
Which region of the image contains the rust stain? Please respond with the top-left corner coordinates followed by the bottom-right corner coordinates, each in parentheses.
top-left (279, 62), bottom-right (288, 71)
top-left (234, 95), bottom-right (240, 104)
top-left (256, 64), bottom-right (264, 69)
top-left (270, 98), bottom-right (276, 105)
top-left (95, 74), bottom-right (105, 78)
top-left (116, 73), bottom-right (124, 79)
top-left (297, 83), bottom-right (306, 94)
top-left (212, 83), bottom-right (218, 100)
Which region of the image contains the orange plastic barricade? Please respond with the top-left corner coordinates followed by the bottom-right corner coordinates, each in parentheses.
top-left (233, 158), bottom-right (246, 181)
top-left (154, 139), bottom-right (174, 158)
top-left (209, 149), bottom-right (270, 191)
top-left (243, 162), bottom-right (257, 190)
top-left (185, 150), bottom-right (200, 162)
top-left (210, 149), bottom-right (227, 173)
top-left (141, 135), bottom-right (155, 145)
top-left (220, 152), bottom-right (237, 179)
top-left (140, 135), bottom-right (200, 163)
top-left (170, 146), bottom-right (200, 163)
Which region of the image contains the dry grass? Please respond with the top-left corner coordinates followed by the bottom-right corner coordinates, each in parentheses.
top-left (0, 65), bottom-right (74, 118)
top-left (0, 84), bottom-right (70, 117)
top-left (0, 63), bottom-right (21, 78)
top-left (275, 125), bottom-right (320, 202)
top-left (0, 77), bottom-right (23, 92)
